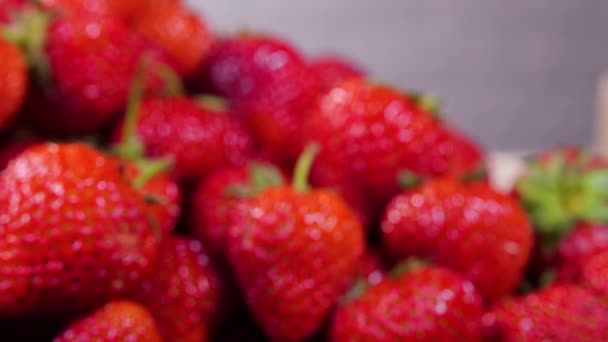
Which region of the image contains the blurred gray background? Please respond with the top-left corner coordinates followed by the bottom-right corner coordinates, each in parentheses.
top-left (186, 0), bottom-right (608, 151)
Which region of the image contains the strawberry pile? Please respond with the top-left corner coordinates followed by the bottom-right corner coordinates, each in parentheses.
top-left (1, 1), bottom-right (607, 342)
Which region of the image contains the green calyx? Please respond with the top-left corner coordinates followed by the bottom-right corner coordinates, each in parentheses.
top-left (226, 162), bottom-right (284, 198)
top-left (516, 149), bottom-right (608, 243)
top-left (2, 7), bottom-right (52, 87)
top-left (398, 170), bottom-right (422, 189)
top-left (339, 278), bottom-right (369, 305)
top-left (196, 95), bottom-right (228, 112)
top-left (389, 258), bottom-right (429, 279)
top-left (293, 143), bottom-right (321, 193)
top-left (408, 91), bottom-right (441, 117)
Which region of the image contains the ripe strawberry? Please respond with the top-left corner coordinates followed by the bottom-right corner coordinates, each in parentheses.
top-left (227, 145), bottom-right (365, 341)
top-left (309, 56), bottom-right (364, 91)
top-left (358, 249), bottom-right (386, 286)
top-left (484, 285), bottom-right (608, 341)
top-left (13, 10), bottom-right (171, 135)
top-left (0, 139), bottom-right (40, 170)
top-left (0, 0), bottom-right (26, 23)
top-left (581, 250), bottom-right (608, 295)
top-left (0, 143), bottom-right (160, 317)
top-left (205, 35), bottom-right (320, 164)
top-left (516, 148), bottom-right (608, 284)
top-left (554, 222), bottom-right (608, 283)
top-left (381, 178), bottom-right (533, 302)
top-left (39, 0), bottom-right (146, 20)
top-left (133, 0), bottom-right (213, 76)
top-left (113, 95), bottom-right (254, 183)
top-left (0, 36), bottom-right (27, 129)
top-left (190, 162), bottom-right (285, 257)
top-left (302, 79), bottom-right (482, 220)
top-left (135, 237), bottom-right (223, 342)
top-left (54, 301), bottom-right (162, 342)
top-left (331, 265), bottom-right (484, 342)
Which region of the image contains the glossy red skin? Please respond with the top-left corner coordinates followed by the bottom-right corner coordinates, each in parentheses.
top-left (54, 301), bottom-right (162, 342)
top-left (581, 251), bottom-right (608, 295)
top-left (40, 0), bottom-right (146, 20)
top-left (190, 164), bottom-right (286, 258)
top-left (123, 161), bottom-right (180, 234)
top-left (25, 14), bottom-right (170, 135)
top-left (484, 285), bottom-right (608, 341)
top-left (554, 223), bottom-right (608, 283)
top-left (0, 0), bottom-right (26, 23)
top-left (227, 186), bottom-right (365, 341)
top-left (114, 97), bottom-right (254, 183)
top-left (303, 79), bottom-right (476, 218)
top-left (0, 143), bottom-right (159, 317)
top-left (331, 266), bottom-right (484, 342)
top-left (133, 1), bottom-right (213, 75)
top-left (135, 237), bottom-right (221, 342)
top-left (358, 249), bottom-right (386, 286)
top-left (206, 36), bottom-right (320, 164)
top-left (0, 37), bottom-right (27, 129)
top-left (309, 56), bottom-right (364, 91)
top-left (381, 178), bottom-right (533, 302)
top-left (0, 139), bottom-right (41, 171)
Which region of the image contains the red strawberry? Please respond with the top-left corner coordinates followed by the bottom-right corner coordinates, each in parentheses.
top-left (136, 237), bottom-right (223, 342)
top-left (381, 178), bottom-right (533, 302)
top-left (331, 265), bottom-right (484, 342)
top-left (0, 36), bottom-right (27, 129)
top-left (0, 143), bottom-right (160, 317)
top-left (0, 0), bottom-right (27, 23)
top-left (309, 56), bottom-right (364, 91)
top-left (581, 250), bottom-right (608, 295)
top-left (227, 145), bottom-right (365, 341)
top-left (358, 249), bottom-right (386, 286)
top-left (205, 35), bottom-right (320, 164)
top-left (302, 79), bottom-right (481, 219)
top-left (13, 10), bottom-right (172, 135)
top-left (54, 301), bottom-right (163, 342)
top-left (113, 95), bottom-right (254, 183)
top-left (0, 139), bottom-right (41, 171)
top-left (39, 0), bottom-right (146, 20)
top-left (190, 162), bottom-right (285, 257)
top-left (483, 285), bottom-right (608, 341)
top-left (554, 222), bottom-right (608, 283)
top-left (133, 0), bottom-right (213, 76)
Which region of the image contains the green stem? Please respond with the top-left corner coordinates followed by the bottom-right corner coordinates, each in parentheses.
top-left (25, 8), bottom-right (51, 87)
top-left (398, 171), bottom-right (421, 189)
top-left (293, 143), bottom-right (320, 192)
top-left (157, 63), bottom-right (183, 97)
top-left (196, 95), bottom-right (228, 112)
top-left (132, 159), bottom-right (172, 189)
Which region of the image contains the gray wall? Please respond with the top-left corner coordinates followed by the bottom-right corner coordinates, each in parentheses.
top-left (187, 0), bottom-right (608, 150)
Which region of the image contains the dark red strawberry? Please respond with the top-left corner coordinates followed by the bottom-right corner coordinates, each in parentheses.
top-left (581, 250), bottom-right (608, 295)
top-left (190, 162), bottom-right (285, 258)
top-left (54, 301), bottom-right (163, 342)
top-left (358, 249), bottom-right (386, 286)
top-left (11, 9), bottom-right (172, 135)
top-left (0, 139), bottom-right (41, 171)
top-left (136, 237), bottom-right (223, 342)
top-left (484, 285), bottom-right (608, 341)
top-left (133, 0), bottom-right (213, 76)
top-left (554, 222), bottom-right (608, 283)
top-left (331, 265), bottom-right (484, 342)
top-left (205, 35), bottom-right (320, 165)
top-left (0, 36), bottom-right (27, 129)
top-left (0, 143), bottom-right (160, 317)
top-left (381, 178), bottom-right (533, 302)
top-left (112, 95), bottom-right (254, 183)
top-left (302, 79), bottom-right (482, 221)
top-left (227, 145), bottom-right (365, 341)
top-left (309, 56), bottom-right (364, 91)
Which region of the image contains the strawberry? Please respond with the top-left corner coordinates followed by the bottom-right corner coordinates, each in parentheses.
top-left (0, 36), bottom-right (27, 129)
top-left (112, 95), bottom-right (254, 183)
top-left (581, 250), bottom-right (608, 295)
top-left (0, 139), bottom-right (40, 170)
top-left (39, 0), bottom-right (146, 20)
top-left (0, 143), bottom-right (160, 317)
top-left (205, 35), bottom-right (320, 165)
top-left (135, 237), bottom-right (223, 342)
top-left (54, 301), bottom-right (163, 342)
top-left (9, 9), bottom-right (172, 135)
top-left (516, 148), bottom-right (608, 284)
top-left (190, 162), bottom-right (285, 258)
top-left (358, 249), bottom-right (386, 286)
top-left (133, 0), bottom-right (213, 76)
top-left (226, 145), bottom-right (365, 341)
top-left (309, 56), bottom-right (364, 91)
top-left (301, 79), bottom-right (482, 221)
top-left (381, 178), bottom-right (533, 302)
top-left (331, 265), bottom-right (484, 342)
top-left (0, 0), bottom-right (27, 23)
top-left (483, 285), bottom-right (608, 341)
